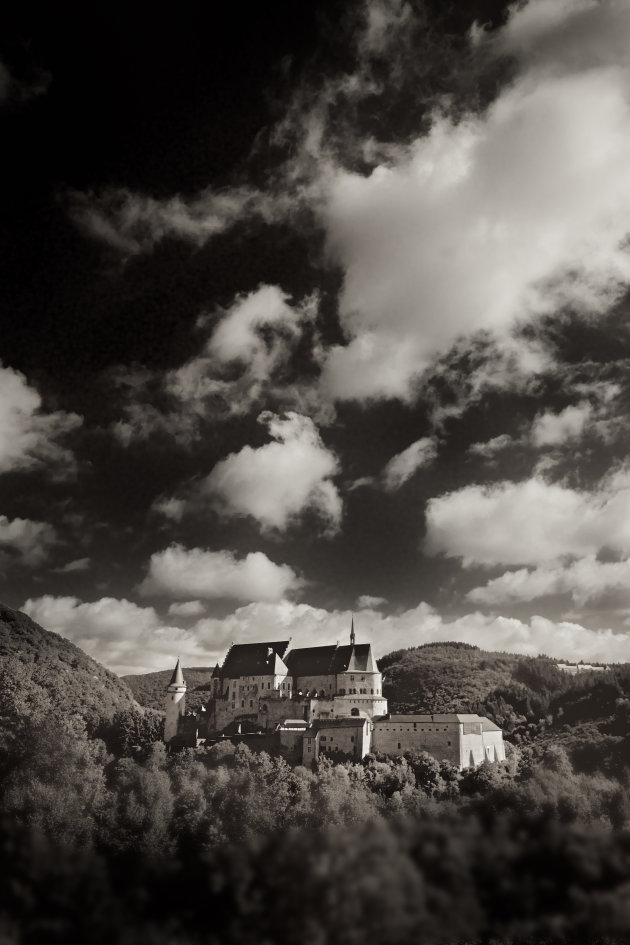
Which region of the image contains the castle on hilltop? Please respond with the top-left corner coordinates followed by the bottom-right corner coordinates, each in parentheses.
top-left (165, 620), bottom-right (505, 769)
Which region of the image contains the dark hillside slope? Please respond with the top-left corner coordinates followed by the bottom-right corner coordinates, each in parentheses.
top-left (0, 601), bottom-right (137, 730)
top-left (381, 642), bottom-right (572, 730)
top-left (123, 668), bottom-right (215, 712)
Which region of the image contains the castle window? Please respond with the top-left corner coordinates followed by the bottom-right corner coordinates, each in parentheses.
top-left (350, 736), bottom-right (354, 743)
top-left (241, 700), bottom-right (244, 708)
top-left (350, 675), bottom-right (354, 681)
top-left (448, 741), bottom-right (451, 746)
top-left (398, 743), bottom-right (401, 750)
top-left (249, 700), bottom-right (253, 707)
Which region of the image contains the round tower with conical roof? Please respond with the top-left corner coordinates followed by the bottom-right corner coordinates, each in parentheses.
top-left (165, 657), bottom-right (186, 743)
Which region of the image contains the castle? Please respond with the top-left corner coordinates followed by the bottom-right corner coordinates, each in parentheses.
top-left (165, 621), bottom-right (505, 769)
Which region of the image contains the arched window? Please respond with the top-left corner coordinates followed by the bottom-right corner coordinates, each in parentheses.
top-left (351, 707), bottom-right (360, 716)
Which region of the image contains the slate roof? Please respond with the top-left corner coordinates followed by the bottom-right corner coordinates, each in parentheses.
top-left (220, 641), bottom-right (290, 678)
top-left (168, 658), bottom-right (185, 687)
top-left (285, 643), bottom-right (377, 676)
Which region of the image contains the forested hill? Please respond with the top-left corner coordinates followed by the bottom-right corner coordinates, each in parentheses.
top-left (123, 667), bottom-right (215, 712)
top-left (0, 601), bottom-right (138, 730)
top-left (381, 642), bottom-right (564, 719)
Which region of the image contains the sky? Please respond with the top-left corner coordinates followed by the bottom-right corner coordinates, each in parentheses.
top-left (4, 0), bottom-right (630, 675)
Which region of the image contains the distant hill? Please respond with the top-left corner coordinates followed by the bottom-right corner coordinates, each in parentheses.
top-left (0, 602), bottom-right (138, 730)
top-left (381, 641), bottom-right (560, 712)
top-left (123, 667), bottom-right (216, 712)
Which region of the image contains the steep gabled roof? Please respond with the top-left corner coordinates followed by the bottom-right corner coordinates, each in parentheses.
top-left (220, 641), bottom-right (290, 678)
top-left (285, 642), bottom-right (379, 677)
top-left (211, 663), bottom-right (221, 679)
top-left (285, 644), bottom-right (338, 676)
top-left (333, 644), bottom-right (377, 674)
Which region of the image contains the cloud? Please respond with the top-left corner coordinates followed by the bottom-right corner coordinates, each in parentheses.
top-left (0, 516), bottom-right (57, 569)
top-left (356, 594), bottom-right (388, 610)
top-left (469, 434), bottom-right (515, 458)
top-left (468, 555), bottom-right (630, 609)
top-left (530, 402), bottom-right (593, 447)
top-left (139, 544), bottom-right (303, 602)
top-left (51, 557), bottom-right (91, 574)
top-left (112, 286), bottom-right (325, 446)
top-left (22, 593), bottom-right (630, 675)
top-left (382, 437), bottom-right (437, 491)
top-left (21, 595), bottom-right (212, 677)
top-left (314, 0), bottom-right (630, 401)
top-left (0, 365), bottom-right (81, 476)
top-left (201, 411), bottom-right (342, 533)
top-left (167, 600), bottom-right (206, 618)
top-left (191, 600), bottom-right (630, 665)
top-left (67, 186), bottom-right (286, 256)
top-left (425, 466), bottom-right (630, 568)
top-left (151, 497), bottom-right (186, 522)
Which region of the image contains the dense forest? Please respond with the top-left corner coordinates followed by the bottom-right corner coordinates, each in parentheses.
top-left (3, 605), bottom-right (630, 942)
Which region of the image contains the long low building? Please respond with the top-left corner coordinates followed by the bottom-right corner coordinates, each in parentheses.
top-left (371, 714), bottom-right (505, 768)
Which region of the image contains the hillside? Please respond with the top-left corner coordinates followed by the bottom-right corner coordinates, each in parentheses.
top-left (123, 667), bottom-right (216, 712)
top-left (0, 601), bottom-right (138, 730)
top-left (380, 642), bottom-right (572, 722)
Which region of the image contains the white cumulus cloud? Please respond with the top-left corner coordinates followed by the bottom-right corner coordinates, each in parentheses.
top-left (530, 402), bottom-right (593, 447)
top-left (0, 365), bottom-right (81, 476)
top-left (318, 0), bottom-right (630, 401)
top-left (202, 411), bottom-right (342, 533)
top-left (21, 594), bottom-right (630, 676)
top-left (22, 595), bottom-right (212, 676)
top-left (468, 555), bottom-right (630, 609)
top-left (425, 467), bottom-right (630, 568)
top-left (139, 544), bottom-right (302, 602)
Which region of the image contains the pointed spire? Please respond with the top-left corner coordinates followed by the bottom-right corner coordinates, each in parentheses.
top-left (168, 657), bottom-right (185, 688)
top-left (350, 615), bottom-right (355, 647)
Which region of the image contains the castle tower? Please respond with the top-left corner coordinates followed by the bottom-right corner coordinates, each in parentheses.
top-left (165, 657), bottom-right (186, 743)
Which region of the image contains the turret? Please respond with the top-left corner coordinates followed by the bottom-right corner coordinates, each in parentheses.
top-left (164, 657), bottom-right (186, 743)
top-left (350, 616), bottom-right (355, 647)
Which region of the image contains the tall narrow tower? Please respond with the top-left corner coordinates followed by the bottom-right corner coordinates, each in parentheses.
top-left (350, 615), bottom-right (355, 647)
top-left (165, 657), bottom-right (186, 743)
